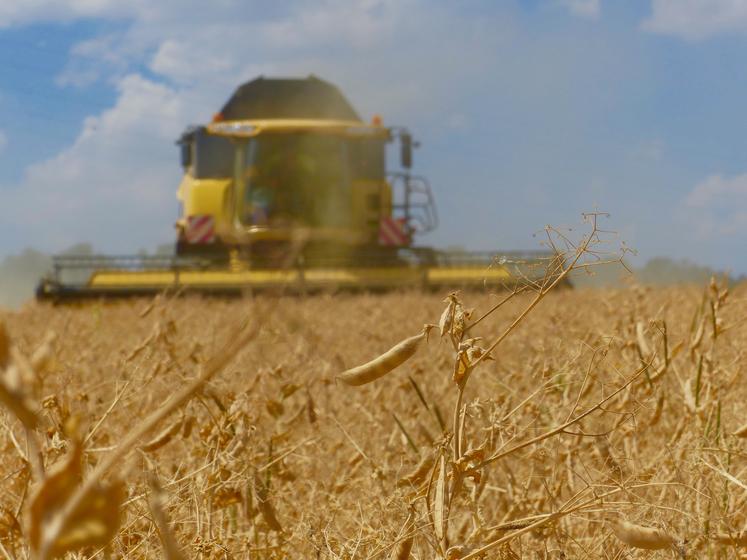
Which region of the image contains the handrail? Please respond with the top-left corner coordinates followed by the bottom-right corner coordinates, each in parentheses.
top-left (386, 172), bottom-right (439, 236)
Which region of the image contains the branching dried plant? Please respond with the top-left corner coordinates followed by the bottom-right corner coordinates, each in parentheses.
top-left (338, 213), bottom-right (655, 558)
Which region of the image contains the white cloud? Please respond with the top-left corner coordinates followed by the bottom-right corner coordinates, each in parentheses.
top-left (56, 33), bottom-right (134, 87)
top-left (0, 74), bottom-right (189, 251)
top-left (150, 39), bottom-right (235, 85)
top-left (259, 0), bottom-right (407, 49)
top-left (0, 0), bottom-right (136, 27)
top-left (559, 0), bottom-right (600, 19)
top-left (642, 0), bottom-right (747, 40)
top-left (683, 173), bottom-right (747, 236)
top-left (0, 0), bottom-right (279, 28)
top-left (0, 130), bottom-right (7, 154)
top-left (686, 173), bottom-right (747, 207)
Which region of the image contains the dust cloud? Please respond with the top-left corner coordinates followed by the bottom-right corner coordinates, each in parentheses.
top-left (0, 243), bottom-right (174, 309)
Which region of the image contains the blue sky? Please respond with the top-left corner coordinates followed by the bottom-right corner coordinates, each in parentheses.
top-left (1, 0), bottom-right (747, 273)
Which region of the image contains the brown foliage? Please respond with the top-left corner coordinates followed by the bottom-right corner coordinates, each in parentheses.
top-left (0, 258), bottom-right (745, 557)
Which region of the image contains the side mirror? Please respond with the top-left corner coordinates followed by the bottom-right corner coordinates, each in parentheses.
top-left (180, 142), bottom-right (192, 169)
top-left (400, 132), bottom-right (413, 169)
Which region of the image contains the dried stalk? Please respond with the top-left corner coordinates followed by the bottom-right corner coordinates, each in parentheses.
top-left (38, 319), bottom-right (259, 559)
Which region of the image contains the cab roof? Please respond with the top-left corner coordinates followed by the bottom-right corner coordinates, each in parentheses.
top-left (218, 75), bottom-right (361, 122)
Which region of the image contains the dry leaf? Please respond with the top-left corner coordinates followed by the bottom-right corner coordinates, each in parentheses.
top-left (147, 476), bottom-right (185, 560)
top-left (734, 423), bottom-right (747, 438)
top-left (714, 531), bottom-right (747, 546)
top-left (453, 349), bottom-right (470, 386)
top-left (30, 332), bottom-right (57, 376)
top-left (212, 486), bottom-right (243, 510)
top-left (452, 306), bottom-right (472, 341)
top-left (280, 383), bottom-right (301, 399)
top-left (683, 379), bottom-right (697, 414)
top-left (29, 444), bottom-right (125, 558)
top-left (306, 391), bottom-right (317, 424)
top-left (635, 322), bottom-right (651, 358)
top-left (0, 506), bottom-right (21, 544)
top-left (266, 399), bottom-right (285, 418)
top-left (434, 454), bottom-right (446, 545)
top-left (438, 294), bottom-right (458, 337)
top-left (0, 378), bottom-right (39, 429)
top-left (398, 452), bottom-right (436, 488)
top-left (391, 507), bottom-right (415, 560)
top-left (141, 418), bottom-right (183, 452)
top-left (452, 338), bottom-right (490, 387)
top-left (253, 474), bottom-right (282, 532)
top-left (181, 416), bottom-right (196, 438)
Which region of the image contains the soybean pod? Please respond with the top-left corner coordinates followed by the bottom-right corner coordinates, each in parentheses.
top-left (609, 519), bottom-right (674, 550)
top-left (337, 331), bottom-right (427, 387)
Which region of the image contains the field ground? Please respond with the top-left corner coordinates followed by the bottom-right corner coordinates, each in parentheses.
top-left (1, 284), bottom-right (747, 558)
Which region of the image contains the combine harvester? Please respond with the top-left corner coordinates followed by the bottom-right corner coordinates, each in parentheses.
top-left (37, 76), bottom-right (554, 299)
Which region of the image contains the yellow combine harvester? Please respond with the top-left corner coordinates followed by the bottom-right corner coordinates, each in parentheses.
top-left (37, 76), bottom-right (553, 298)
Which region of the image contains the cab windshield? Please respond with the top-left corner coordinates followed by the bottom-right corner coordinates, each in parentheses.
top-left (240, 133), bottom-right (350, 228)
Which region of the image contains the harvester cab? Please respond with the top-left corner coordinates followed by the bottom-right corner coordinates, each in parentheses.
top-left (36, 76), bottom-right (554, 299)
top-left (174, 78), bottom-right (437, 268)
